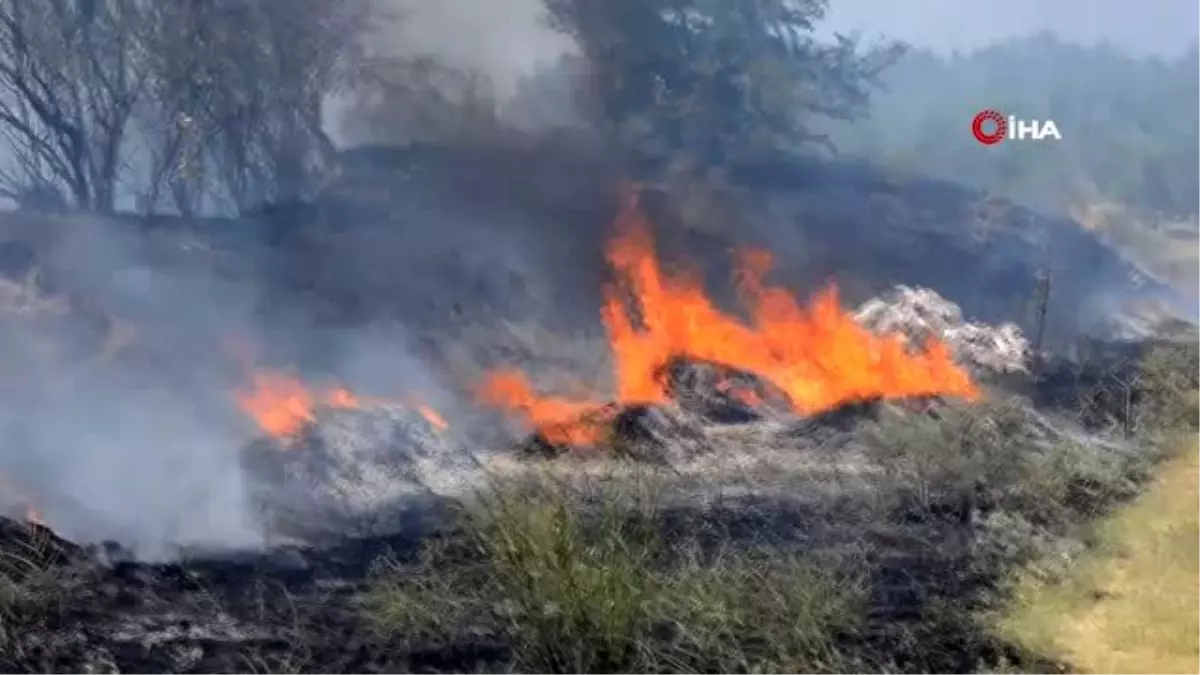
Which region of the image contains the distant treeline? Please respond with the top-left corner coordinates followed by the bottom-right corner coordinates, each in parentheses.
top-left (821, 34), bottom-right (1199, 217)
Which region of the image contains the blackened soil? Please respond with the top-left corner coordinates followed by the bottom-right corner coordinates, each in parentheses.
top-left (0, 519), bottom-right (498, 674)
top-left (0, 488), bottom-right (1073, 674)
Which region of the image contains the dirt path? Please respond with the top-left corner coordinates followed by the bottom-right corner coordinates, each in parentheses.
top-left (1001, 442), bottom-right (1199, 673)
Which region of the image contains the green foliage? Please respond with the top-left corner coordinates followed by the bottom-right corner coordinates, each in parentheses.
top-left (1136, 340), bottom-right (1200, 433)
top-left (542, 0), bottom-right (904, 164)
top-left (471, 482), bottom-right (661, 672)
top-left (364, 476), bottom-right (866, 673)
top-left (866, 397), bottom-right (1143, 528)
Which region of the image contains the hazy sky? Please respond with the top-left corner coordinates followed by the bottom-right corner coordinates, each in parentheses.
top-left (383, 0), bottom-right (1199, 95)
top-left (823, 0), bottom-right (1200, 57)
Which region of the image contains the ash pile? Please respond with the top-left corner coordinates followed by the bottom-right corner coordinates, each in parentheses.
top-left (240, 403), bottom-right (469, 544)
top-left (853, 285), bottom-right (1032, 379)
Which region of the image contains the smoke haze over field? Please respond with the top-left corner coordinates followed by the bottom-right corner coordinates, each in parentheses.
top-left (822, 0), bottom-right (1199, 57)
top-left (0, 222), bottom-right (267, 554)
top-left (369, 0), bottom-right (1198, 103)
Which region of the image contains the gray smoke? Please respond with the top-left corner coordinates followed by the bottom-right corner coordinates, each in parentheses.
top-left (0, 219), bottom-right (266, 555)
top-left (0, 211), bottom-right (482, 557)
top-left (376, 0), bottom-right (569, 97)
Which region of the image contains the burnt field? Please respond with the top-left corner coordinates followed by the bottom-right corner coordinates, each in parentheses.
top-left (0, 323), bottom-right (1194, 673)
top-left (0, 147), bottom-right (1195, 673)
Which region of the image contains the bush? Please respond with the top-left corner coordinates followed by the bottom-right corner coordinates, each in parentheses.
top-left (865, 396), bottom-right (1142, 529)
top-left (364, 474), bottom-right (867, 673)
top-left (1136, 340), bottom-right (1200, 435)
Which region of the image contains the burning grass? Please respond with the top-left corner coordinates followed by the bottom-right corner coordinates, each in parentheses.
top-left (0, 332), bottom-right (1192, 673)
top-left (225, 199), bottom-right (1195, 672)
top-left (234, 366), bottom-right (448, 442)
top-left (36, 187), bottom-right (1180, 673)
top-left (475, 189), bottom-right (978, 449)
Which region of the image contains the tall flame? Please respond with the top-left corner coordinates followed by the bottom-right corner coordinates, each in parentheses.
top-left (476, 191), bottom-right (978, 445)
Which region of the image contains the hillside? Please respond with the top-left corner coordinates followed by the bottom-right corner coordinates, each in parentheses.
top-left (0, 143), bottom-right (1186, 388)
top-left (296, 145), bottom-right (1187, 348)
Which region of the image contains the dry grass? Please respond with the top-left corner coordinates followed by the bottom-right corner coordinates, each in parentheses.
top-left (990, 346), bottom-right (1199, 673)
top-left (0, 522), bottom-right (77, 670)
top-left (864, 396), bottom-right (1142, 530)
top-left (996, 441), bottom-right (1199, 673)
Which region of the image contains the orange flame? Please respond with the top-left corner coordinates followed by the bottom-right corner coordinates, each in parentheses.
top-left (476, 191), bottom-right (978, 445)
top-left (475, 369), bottom-right (614, 445)
top-left (234, 366), bottom-right (449, 440)
top-left (418, 405), bottom-right (449, 431)
top-left (234, 371), bottom-right (362, 439)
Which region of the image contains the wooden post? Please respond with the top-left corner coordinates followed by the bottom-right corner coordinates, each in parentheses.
top-left (1031, 268), bottom-right (1052, 376)
top-left (1124, 382), bottom-right (1133, 438)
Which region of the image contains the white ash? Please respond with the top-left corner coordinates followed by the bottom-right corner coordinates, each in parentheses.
top-left (854, 285), bottom-right (1031, 376)
top-left (242, 403), bottom-right (472, 540)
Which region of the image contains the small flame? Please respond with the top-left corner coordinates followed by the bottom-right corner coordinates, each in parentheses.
top-left (235, 371), bottom-right (323, 439)
top-left (1, 473), bottom-right (46, 526)
top-left (233, 365), bottom-right (449, 440)
top-left (327, 388), bottom-right (362, 408)
top-left (476, 369), bottom-right (612, 445)
top-left (418, 405), bottom-right (449, 431)
top-left (476, 190), bottom-right (979, 445)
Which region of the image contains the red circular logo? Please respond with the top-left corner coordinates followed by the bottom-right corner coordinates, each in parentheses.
top-left (971, 110), bottom-right (1007, 145)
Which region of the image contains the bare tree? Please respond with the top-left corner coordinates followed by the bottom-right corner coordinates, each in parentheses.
top-left (0, 0), bottom-right (153, 213)
top-left (140, 0), bottom-right (372, 214)
top-left (0, 0), bottom-right (425, 216)
top-left (340, 55), bottom-right (504, 147)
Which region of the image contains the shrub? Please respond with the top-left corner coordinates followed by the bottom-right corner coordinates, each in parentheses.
top-left (364, 474), bottom-right (866, 673)
top-left (1136, 340), bottom-right (1200, 435)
